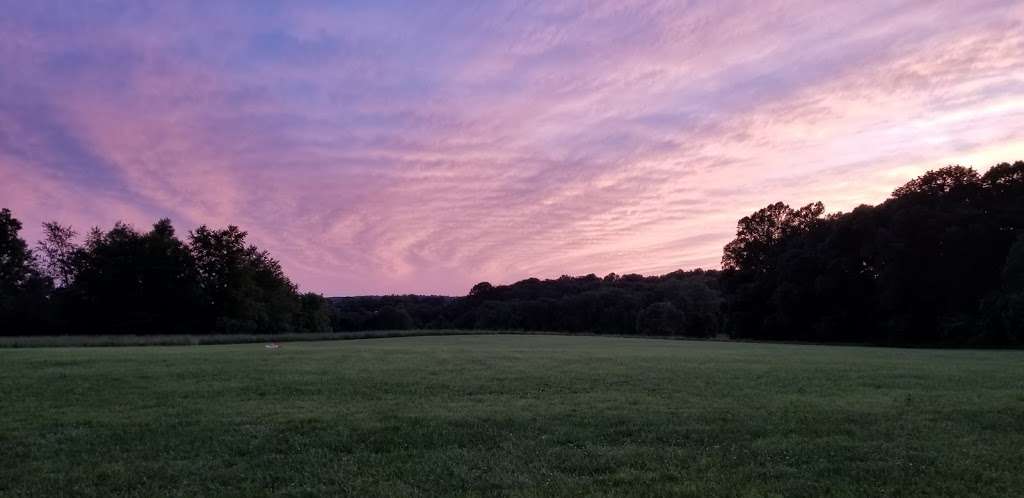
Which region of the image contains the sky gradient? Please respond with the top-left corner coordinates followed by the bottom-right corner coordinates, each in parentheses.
top-left (2, 1), bottom-right (1024, 295)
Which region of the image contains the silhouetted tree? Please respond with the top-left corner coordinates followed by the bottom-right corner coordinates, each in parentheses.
top-left (469, 282), bottom-right (494, 298)
top-left (297, 292), bottom-right (332, 333)
top-left (722, 162), bottom-right (1024, 345)
top-left (37, 222), bottom-right (78, 288)
top-left (66, 220), bottom-right (204, 333)
top-left (0, 209), bottom-right (51, 334)
top-left (189, 225), bottom-right (301, 333)
top-left (722, 201), bottom-right (824, 272)
top-left (417, 269), bottom-right (721, 336)
top-left (5, 159), bottom-right (1024, 345)
top-left (0, 209), bottom-right (41, 295)
top-left (4, 211), bottom-right (370, 335)
top-left (980, 235), bottom-right (1024, 344)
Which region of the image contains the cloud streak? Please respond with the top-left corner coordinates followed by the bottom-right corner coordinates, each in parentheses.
top-left (2, 0), bottom-right (1023, 294)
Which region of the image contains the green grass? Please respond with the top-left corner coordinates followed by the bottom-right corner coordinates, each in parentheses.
top-left (1, 335), bottom-right (1023, 497)
top-left (0, 329), bottom-right (513, 348)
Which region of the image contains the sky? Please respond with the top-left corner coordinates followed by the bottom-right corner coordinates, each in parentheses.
top-left (2, 1), bottom-right (1023, 296)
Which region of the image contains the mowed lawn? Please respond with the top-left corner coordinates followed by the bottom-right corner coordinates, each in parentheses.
top-left (2, 336), bottom-right (1023, 497)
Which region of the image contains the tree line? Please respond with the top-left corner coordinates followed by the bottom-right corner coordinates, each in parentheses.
top-left (0, 216), bottom-right (331, 334)
top-left (2, 160), bottom-right (1023, 345)
top-left (721, 161), bottom-right (1024, 346)
top-left (327, 270), bottom-right (722, 337)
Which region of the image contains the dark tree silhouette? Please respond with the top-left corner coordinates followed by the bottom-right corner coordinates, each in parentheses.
top-left (636, 302), bottom-right (685, 336)
top-left (420, 269), bottom-right (721, 337)
top-left (722, 201), bottom-right (824, 272)
top-left (0, 209), bottom-right (40, 292)
top-left (0, 209), bottom-right (51, 334)
top-left (65, 220), bottom-right (205, 333)
top-left (2, 159), bottom-right (1022, 345)
top-left (189, 225), bottom-right (302, 333)
top-left (297, 292), bottom-right (333, 333)
top-left (366, 305), bottom-right (415, 330)
top-left (469, 282), bottom-right (495, 298)
top-left (36, 222), bottom-right (78, 288)
top-left (722, 161), bottom-right (1024, 345)
top-left (0, 211), bottom-right (332, 335)
top-left (979, 235), bottom-right (1024, 344)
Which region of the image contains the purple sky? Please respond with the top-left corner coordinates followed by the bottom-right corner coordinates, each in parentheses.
top-left (2, 1), bottom-right (1023, 295)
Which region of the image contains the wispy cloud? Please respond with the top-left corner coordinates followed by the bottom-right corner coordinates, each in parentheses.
top-left (2, 0), bottom-right (1023, 294)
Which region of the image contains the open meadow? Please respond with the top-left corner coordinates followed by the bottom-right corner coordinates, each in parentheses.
top-left (2, 334), bottom-right (1023, 497)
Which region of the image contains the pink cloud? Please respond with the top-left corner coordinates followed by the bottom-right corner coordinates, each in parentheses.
top-left (1, 1), bottom-right (1022, 294)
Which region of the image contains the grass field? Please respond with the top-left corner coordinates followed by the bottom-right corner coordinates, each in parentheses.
top-left (2, 335), bottom-right (1023, 497)
top-left (0, 330), bottom-right (508, 348)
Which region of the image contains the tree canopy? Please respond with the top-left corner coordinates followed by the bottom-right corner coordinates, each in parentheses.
top-left (1, 215), bottom-right (329, 335)
top-left (2, 160), bottom-right (1023, 346)
top-left (722, 161), bottom-right (1024, 345)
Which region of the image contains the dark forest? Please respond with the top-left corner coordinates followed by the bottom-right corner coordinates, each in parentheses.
top-left (3, 161), bottom-right (1023, 346)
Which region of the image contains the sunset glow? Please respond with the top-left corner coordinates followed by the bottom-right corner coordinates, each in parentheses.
top-left (3, 1), bottom-right (1023, 295)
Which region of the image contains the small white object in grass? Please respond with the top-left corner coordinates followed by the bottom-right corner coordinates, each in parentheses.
top-left (265, 343), bottom-right (280, 349)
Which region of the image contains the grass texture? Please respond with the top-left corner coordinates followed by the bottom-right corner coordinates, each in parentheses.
top-left (1, 335), bottom-right (1022, 497)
